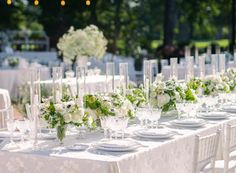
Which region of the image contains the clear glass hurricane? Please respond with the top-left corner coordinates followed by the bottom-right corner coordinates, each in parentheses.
top-left (136, 107), bottom-right (148, 127)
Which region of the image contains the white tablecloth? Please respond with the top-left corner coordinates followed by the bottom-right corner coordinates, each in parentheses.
top-left (0, 116), bottom-right (235, 173)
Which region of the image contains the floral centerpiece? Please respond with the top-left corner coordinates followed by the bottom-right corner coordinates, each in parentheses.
top-left (84, 93), bottom-right (135, 120)
top-left (185, 78), bottom-right (203, 97)
top-left (149, 75), bottom-right (184, 112)
top-left (201, 75), bottom-right (230, 96)
top-left (126, 86), bottom-right (146, 108)
top-left (41, 99), bottom-right (95, 143)
top-left (57, 25), bottom-right (108, 65)
top-left (220, 68), bottom-right (236, 91)
top-left (149, 75), bottom-right (198, 112)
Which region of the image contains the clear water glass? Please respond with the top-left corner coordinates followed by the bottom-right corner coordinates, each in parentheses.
top-left (6, 119), bottom-right (15, 143)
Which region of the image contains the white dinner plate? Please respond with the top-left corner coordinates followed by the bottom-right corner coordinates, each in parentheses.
top-left (134, 129), bottom-right (174, 139)
top-left (93, 144), bottom-right (139, 152)
top-left (135, 129), bottom-right (173, 137)
top-left (172, 118), bottom-right (205, 125)
top-left (198, 112), bottom-right (229, 120)
top-left (170, 121), bottom-right (205, 128)
top-left (66, 144), bottom-right (89, 151)
top-left (96, 139), bottom-right (138, 149)
top-left (38, 133), bottom-right (56, 140)
top-left (222, 106), bottom-right (236, 113)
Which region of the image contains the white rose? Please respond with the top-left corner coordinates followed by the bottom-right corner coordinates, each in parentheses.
top-left (175, 92), bottom-right (181, 102)
top-left (157, 94), bottom-right (170, 108)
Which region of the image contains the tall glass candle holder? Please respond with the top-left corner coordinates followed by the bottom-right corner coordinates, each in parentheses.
top-left (198, 56), bottom-right (205, 79)
top-left (185, 56), bottom-right (194, 81)
top-left (30, 68), bottom-right (41, 106)
top-left (195, 47), bottom-right (199, 65)
top-left (234, 53), bottom-right (236, 67)
top-left (185, 46), bottom-right (191, 57)
top-left (149, 59), bottom-right (158, 83)
top-left (216, 46), bottom-right (221, 54)
top-left (119, 63), bottom-right (129, 96)
top-left (29, 68), bottom-right (41, 149)
top-left (76, 66), bottom-right (86, 107)
top-left (143, 60), bottom-right (151, 101)
top-left (106, 62), bottom-right (115, 92)
top-left (170, 58), bottom-right (178, 79)
top-left (211, 54), bottom-right (218, 75)
top-left (219, 54), bottom-right (226, 73)
top-left (52, 67), bottom-right (63, 103)
top-left (207, 46), bottom-right (211, 55)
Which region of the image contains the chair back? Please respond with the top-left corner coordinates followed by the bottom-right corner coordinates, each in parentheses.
top-left (193, 129), bottom-right (221, 173)
top-left (223, 124), bottom-right (236, 173)
top-left (0, 89), bottom-right (12, 130)
top-left (0, 106), bottom-right (13, 130)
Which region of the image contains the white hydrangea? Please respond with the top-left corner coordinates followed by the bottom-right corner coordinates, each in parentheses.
top-left (57, 25), bottom-right (108, 64)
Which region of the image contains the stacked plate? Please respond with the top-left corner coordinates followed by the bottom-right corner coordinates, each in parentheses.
top-left (134, 129), bottom-right (174, 139)
top-left (222, 105), bottom-right (236, 113)
top-left (170, 118), bottom-right (206, 128)
top-left (198, 111), bottom-right (229, 120)
top-left (38, 133), bottom-right (57, 140)
top-left (66, 144), bottom-right (89, 151)
top-left (93, 139), bottom-right (140, 152)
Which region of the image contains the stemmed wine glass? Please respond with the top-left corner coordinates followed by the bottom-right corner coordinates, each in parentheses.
top-left (149, 108), bottom-right (161, 128)
top-left (136, 107), bottom-right (149, 127)
top-left (109, 116), bottom-right (129, 139)
top-left (100, 117), bottom-right (110, 139)
top-left (16, 119), bottom-right (29, 143)
top-left (176, 101), bottom-right (185, 119)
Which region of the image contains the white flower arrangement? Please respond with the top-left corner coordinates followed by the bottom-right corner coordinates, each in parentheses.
top-left (202, 75), bottom-right (230, 95)
top-left (57, 25), bottom-right (108, 64)
top-left (150, 75), bottom-right (185, 112)
top-left (84, 93), bottom-right (135, 119)
top-left (149, 74), bottom-right (199, 112)
top-left (221, 68), bottom-right (236, 91)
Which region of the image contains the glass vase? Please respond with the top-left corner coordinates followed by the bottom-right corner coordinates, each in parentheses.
top-left (56, 125), bottom-right (67, 145)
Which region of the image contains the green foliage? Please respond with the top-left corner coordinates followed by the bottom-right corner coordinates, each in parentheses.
top-left (0, 0), bottom-right (231, 58)
top-left (126, 87), bottom-right (146, 107)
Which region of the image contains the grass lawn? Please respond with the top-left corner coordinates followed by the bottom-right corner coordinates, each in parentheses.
top-left (191, 39), bottom-right (229, 49)
top-left (150, 39), bottom-right (230, 50)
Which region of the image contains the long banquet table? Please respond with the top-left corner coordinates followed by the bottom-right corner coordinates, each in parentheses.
top-left (0, 115), bottom-right (235, 173)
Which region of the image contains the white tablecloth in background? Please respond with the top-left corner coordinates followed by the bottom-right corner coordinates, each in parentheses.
top-left (0, 68), bottom-right (50, 98)
top-left (0, 116), bottom-right (234, 173)
top-left (40, 75), bottom-right (122, 94)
